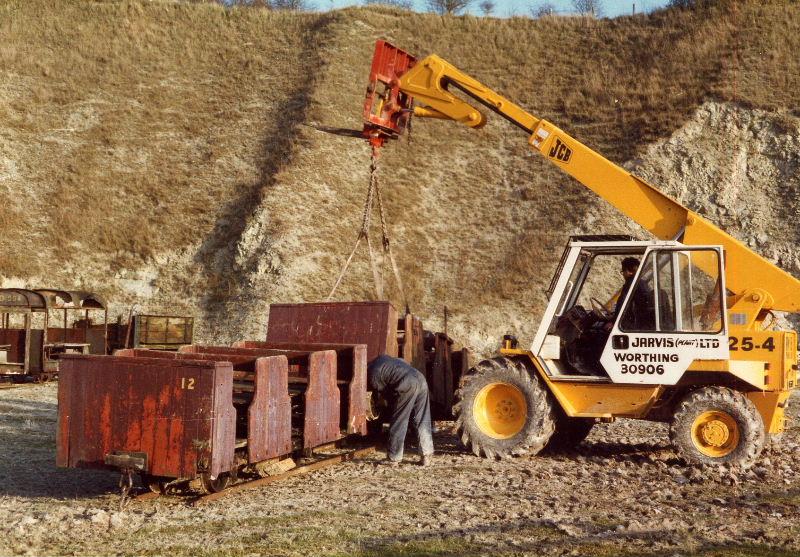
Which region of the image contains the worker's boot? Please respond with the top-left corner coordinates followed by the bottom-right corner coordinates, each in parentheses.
top-left (420, 454), bottom-right (433, 467)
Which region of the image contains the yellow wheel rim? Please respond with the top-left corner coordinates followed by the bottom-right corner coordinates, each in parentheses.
top-left (691, 410), bottom-right (740, 457)
top-left (473, 382), bottom-right (527, 439)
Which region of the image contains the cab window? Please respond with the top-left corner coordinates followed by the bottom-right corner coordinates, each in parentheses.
top-left (619, 249), bottom-right (723, 333)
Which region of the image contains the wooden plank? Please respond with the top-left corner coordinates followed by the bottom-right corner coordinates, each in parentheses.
top-left (401, 314), bottom-right (413, 363)
top-left (55, 358), bottom-right (73, 466)
top-left (345, 345), bottom-right (368, 435)
top-left (411, 317), bottom-right (426, 377)
top-left (181, 345), bottom-right (311, 359)
top-left (0, 329), bottom-right (26, 365)
top-left (302, 351), bottom-right (340, 449)
top-left (451, 347), bottom-right (470, 396)
top-left (209, 361), bottom-right (236, 478)
top-left (247, 356), bottom-right (292, 462)
top-left (114, 348), bottom-right (177, 359)
top-left (443, 337), bottom-right (454, 413)
top-left (429, 334), bottom-right (447, 411)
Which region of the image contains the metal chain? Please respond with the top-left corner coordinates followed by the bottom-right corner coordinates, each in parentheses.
top-left (327, 148), bottom-right (379, 300)
top-left (327, 146), bottom-right (409, 311)
top-left (366, 152), bottom-right (385, 299)
top-left (360, 154), bottom-right (378, 238)
top-left (373, 166), bottom-right (410, 313)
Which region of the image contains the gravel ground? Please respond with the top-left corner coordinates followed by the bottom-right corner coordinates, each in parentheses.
top-left (1, 383), bottom-right (799, 557)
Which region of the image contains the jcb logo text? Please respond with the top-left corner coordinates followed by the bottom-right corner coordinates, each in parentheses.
top-left (548, 138), bottom-right (572, 163)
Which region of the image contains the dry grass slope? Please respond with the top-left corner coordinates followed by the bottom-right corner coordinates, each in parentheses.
top-left (0, 0), bottom-right (798, 350)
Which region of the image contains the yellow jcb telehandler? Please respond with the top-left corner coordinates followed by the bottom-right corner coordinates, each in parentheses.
top-left (361, 40), bottom-right (799, 467)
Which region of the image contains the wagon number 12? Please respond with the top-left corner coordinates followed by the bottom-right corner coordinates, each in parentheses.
top-left (181, 377), bottom-right (196, 390)
top-left (729, 336), bottom-right (775, 352)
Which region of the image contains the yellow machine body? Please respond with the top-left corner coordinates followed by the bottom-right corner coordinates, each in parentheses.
top-left (389, 48), bottom-right (800, 437)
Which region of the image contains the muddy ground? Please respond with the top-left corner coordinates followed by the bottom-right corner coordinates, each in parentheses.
top-left (1, 383), bottom-right (799, 557)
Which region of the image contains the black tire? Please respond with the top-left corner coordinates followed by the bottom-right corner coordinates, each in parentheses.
top-left (453, 357), bottom-right (555, 459)
top-left (546, 408), bottom-right (595, 452)
top-left (670, 386), bottom-right (765, 468)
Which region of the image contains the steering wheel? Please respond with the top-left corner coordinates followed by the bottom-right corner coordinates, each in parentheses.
top-left (590, 297), bottom-right (613, 320)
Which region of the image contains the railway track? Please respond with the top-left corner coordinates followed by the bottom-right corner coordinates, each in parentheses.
top-left (130, 445), bottom-right (377, 506)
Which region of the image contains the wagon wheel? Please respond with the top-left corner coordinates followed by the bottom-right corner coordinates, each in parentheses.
top-left (200, 472), bottom-right (231, 494)
top-left (141, 474), bottom-right (170, 495)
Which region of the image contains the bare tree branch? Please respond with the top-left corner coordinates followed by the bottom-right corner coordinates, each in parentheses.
top-left (531, 1), bottom-right (556, 17)
top-left (426, 0), bottom-right (473, 15)
top-left (571, 0), bottom-right (603, 17)
top-left (270, 0), bottom-right (315, 9)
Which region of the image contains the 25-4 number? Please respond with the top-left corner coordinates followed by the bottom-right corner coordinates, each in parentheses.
top-left (729, 336), bottom-right (775, 352)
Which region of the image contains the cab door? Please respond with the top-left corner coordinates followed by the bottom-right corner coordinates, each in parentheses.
top-left (600, 247), bottom-right (729, 385)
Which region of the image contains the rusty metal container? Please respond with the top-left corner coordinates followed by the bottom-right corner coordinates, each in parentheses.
top-left (56, 354), bottom-right (236, 480)
top-left (57, 300), bottom-right (467, 493)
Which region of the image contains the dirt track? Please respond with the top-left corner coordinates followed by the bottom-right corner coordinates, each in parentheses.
top-left (2, 383), bottom-right (800, 557)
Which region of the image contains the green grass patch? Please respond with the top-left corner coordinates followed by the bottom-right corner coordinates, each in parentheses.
top-left (573, 544), bottom-right (800, 557)
top-left (343, 537), bottom-right (479, 557)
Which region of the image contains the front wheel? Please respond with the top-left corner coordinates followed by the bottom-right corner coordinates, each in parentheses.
top-left (453, 357), bottom-right (555, 459)
top-left (669, 386), bottom-right (765, 468)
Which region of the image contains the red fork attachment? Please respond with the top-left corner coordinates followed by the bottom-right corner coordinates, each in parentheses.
top-left (362, 40), bottom-right (417, 149)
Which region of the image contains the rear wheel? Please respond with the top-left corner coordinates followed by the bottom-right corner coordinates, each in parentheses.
top-left (670, 386), bottom-right (765, 468)
top-left (454, 357), bottom-right (555, 459)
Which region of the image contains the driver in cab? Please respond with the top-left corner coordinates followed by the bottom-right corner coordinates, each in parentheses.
top-left (605, 257), bottom-right (651, 330)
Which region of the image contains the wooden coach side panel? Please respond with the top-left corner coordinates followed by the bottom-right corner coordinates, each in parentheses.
top-left (345, 345), bottom-right (368, 436)
top-left (178, 345), bottom-right (347, 450)
top-left (0, 329), bottom-right (26, 364)
top-left (304, 350), bottom-right (341, 449)
top-left (56, 355), bottom-right (236, 480)
top-left (232, 341), bottom-right (368, 436)
top-left (248, 356), bottom-right (292, 462)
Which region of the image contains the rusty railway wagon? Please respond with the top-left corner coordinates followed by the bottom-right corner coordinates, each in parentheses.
top-left (106, 314), bottom-right (195, 352)
top-left (56, 301), bottom-right (467, 494)
top-left (57, 342), bottom-right (368, 493)
top-left (0, 289), bottom-right (108, 382)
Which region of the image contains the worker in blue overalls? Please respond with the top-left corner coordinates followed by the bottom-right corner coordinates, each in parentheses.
top-left (368, 355), bottom-right (434, 466)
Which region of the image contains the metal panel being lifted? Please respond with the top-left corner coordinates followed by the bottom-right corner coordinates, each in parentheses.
top-left (267, 301), bottom-right (398, 364)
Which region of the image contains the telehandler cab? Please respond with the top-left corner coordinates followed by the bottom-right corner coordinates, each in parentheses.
top-left (361, 40), bottom-right (800, 467)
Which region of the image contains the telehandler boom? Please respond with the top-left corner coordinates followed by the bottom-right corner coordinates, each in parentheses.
top-left (362, 40), bottom-right (800, 467)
